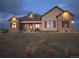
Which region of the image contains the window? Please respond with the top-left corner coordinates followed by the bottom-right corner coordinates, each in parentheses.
top-left (54, 20), bottom-right (56, 28)
top-left (47, 20), bottom-right (54, 28)
top-left (35, 24), bottom-right (40, 28)
top-left (12, 22), bottom-right (17, 29)
top-left (62, 21), bottom-right (70, 28)
top-left (29, 13), bottom-right (34, 18)
top-left (45, 21), bottom-right (47, 28)
top-left (28, 13), bottom-right (34, 18)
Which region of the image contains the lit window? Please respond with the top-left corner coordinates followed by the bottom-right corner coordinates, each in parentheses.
top-left (47, 20), bottom-right (54, 28)
top-left (12, 22), bottom-right (17, 29)
top-left (30, 13), bottom-right (34, 18)
top-left (30, 25), bottom-right (32, 29)
top-left (35, 24), bottom-right (40, 28)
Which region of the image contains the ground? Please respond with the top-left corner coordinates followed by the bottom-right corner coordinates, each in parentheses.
top-left (0, 32), bottom-right (79, 58)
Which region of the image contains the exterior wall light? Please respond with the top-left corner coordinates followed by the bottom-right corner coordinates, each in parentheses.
top-left (12, 17), bottom-right (17, 22)
top-left (71, 21), bottom-right (74, 24)
top-left (63, 12), bottom-right (69, 19)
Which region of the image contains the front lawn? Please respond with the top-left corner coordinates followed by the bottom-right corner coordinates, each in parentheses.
top-left (0, 32), bottom-right (79, 58)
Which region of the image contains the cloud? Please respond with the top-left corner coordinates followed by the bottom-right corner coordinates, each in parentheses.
top-left (0, 0), bottom-right (79, 15)
top-left (0, 0), bottom-right (24, 14)
top-left (0, 0), bottom-right (79, 29)
top-left (0, 0), bottom-right (79, 19)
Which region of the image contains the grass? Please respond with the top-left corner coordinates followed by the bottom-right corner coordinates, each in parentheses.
top-left (0, 32), bottom-right (79, 58)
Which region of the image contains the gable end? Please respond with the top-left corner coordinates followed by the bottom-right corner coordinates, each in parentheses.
top-left (42, 6), bottom-right (64, 17)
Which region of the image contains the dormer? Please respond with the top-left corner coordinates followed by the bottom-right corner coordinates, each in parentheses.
top-left (27, 12), bottom-right (34, 18)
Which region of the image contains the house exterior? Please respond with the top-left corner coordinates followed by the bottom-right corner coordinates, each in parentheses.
top-left (8, 6), bottom-right (74, 32)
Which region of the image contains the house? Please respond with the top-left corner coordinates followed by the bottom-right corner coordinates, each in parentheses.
top-left (8, 6), bottom-right (74, 32)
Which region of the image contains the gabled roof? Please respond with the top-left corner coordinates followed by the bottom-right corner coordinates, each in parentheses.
top-left (8, 12), bottom-right (41, 21)
top-left (42, 6), bottom-right (64, 17)
top-left (18, 13), bottom-right (41, 21)
top-left (8, 16), bottom-right (18, 21)
top-left (17, 16), bottom-right (26, 21)
top-left (64, 10), bottom-right (74, 16)
top-left (57, 10), bottom-right (74, 18)
top-left (8, 6), bottom-right (74, 21)
top-left (18, 17), bottom-right (41, 21)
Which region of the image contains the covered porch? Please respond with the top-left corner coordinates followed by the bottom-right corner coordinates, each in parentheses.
top-left (20, 21), bottom-right (41, 32)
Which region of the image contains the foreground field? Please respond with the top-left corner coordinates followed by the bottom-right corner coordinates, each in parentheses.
top-left (0, 32), bottom-right (79, 58)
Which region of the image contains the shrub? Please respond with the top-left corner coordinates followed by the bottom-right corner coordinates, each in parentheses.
top-left (2, 29), bottom-right (8, 33)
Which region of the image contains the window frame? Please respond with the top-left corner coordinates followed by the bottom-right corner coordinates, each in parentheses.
top-left (47, 20), bottom-right (54, 28)
top-left (11, 22), bottom-right (17, 29)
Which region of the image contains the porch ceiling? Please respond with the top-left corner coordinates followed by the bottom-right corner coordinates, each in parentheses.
top-left (21, 21), bottom-right (41, 24)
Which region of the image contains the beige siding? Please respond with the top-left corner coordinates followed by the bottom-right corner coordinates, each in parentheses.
top-left (41, 8), bottom-right (63, 31)
top-left (57, 13), bottom-right (73, 32)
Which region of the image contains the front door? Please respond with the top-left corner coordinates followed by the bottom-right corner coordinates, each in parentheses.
top-left (62, 21), bottom-right (70, 32)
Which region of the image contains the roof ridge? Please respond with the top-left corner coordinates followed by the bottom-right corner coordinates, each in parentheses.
top-left (42, 6), bottom-right (64, 17)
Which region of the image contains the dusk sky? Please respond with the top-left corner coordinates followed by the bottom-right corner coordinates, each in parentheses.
top-left (0, 0), bottom-right (79, 30)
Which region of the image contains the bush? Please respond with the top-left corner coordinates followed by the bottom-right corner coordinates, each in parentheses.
top-left (2, 29), bottom-right (8, 33)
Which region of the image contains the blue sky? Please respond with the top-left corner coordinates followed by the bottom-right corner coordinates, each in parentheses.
top-left (0, 0), bottom-right (79, 19)
top-left (0, 0), bottom-right (79, 29)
